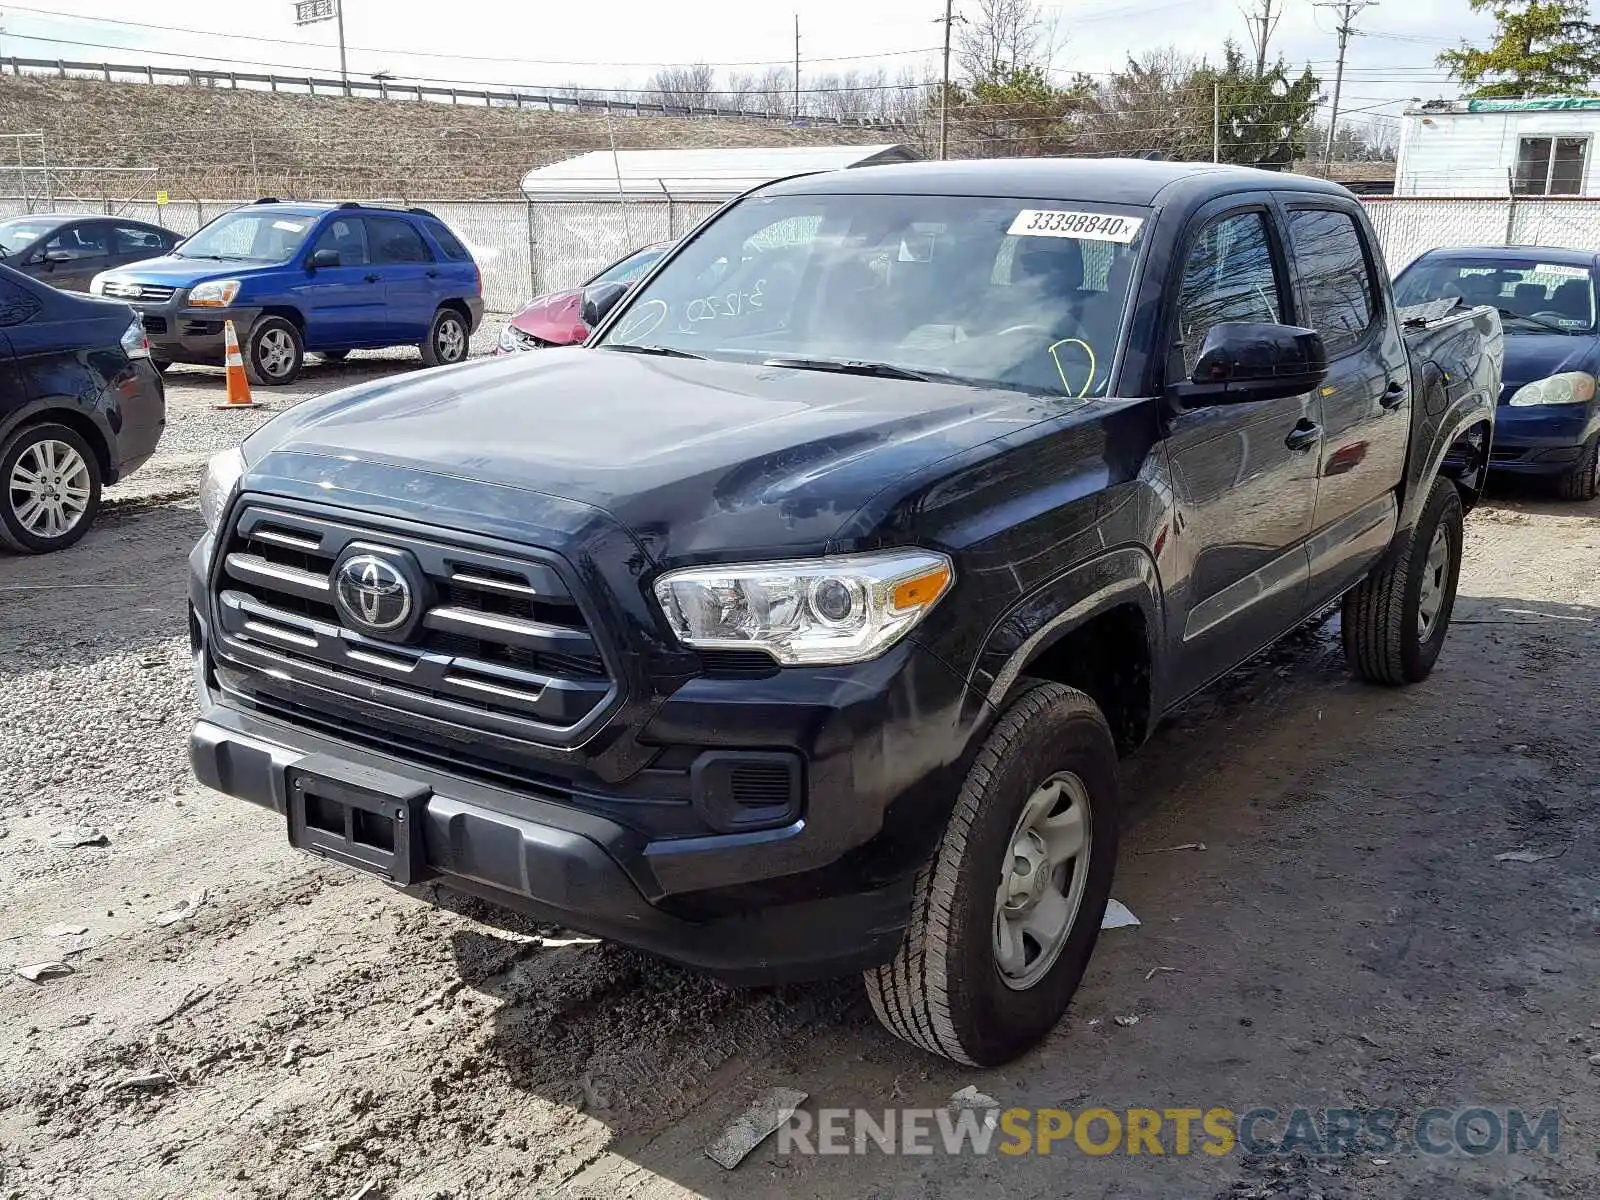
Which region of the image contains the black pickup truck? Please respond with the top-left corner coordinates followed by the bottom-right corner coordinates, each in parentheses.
top-left (188, 160), bottom-right (1500, 1066)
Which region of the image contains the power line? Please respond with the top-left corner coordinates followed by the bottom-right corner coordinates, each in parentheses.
top-left (0, 4), bottom-right (938, 70)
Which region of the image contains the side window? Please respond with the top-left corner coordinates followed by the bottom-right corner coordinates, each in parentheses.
top-left (114, 224), bottom-right (169, 255)
top-left (0, 276), bottom-right (41, 326)
top-left (424, 219), bottom-right (471, 262)
top-left (1176, 211), bottom-right (1285, 376)
top-left (1287, 208), bottom-right (1377, 357)
top-left (311, 217), bottom-right (368, 266)
top-left (43, 222), bottom-right (111, 262)
top-left (366, 217), bottom-right (432, 265)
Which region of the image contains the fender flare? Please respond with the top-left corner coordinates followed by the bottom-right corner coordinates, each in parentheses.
top-left (975, 545), bottom-right (1166, 712)
top-left (1400, 359), bottom-right (1495, 530)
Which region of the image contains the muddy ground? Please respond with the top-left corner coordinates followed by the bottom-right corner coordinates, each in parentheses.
top-left (0, 362), bottom-right (1596, 1199)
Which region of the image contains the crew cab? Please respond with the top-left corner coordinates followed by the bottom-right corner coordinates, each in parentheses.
top-left (91, 200), bottom-right (484, 385)
top-left (187, 160), bottom-right (1499, 1066)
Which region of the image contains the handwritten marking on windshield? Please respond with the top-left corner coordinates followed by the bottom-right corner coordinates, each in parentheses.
top-left (685, 280), bottom-right (766, 324)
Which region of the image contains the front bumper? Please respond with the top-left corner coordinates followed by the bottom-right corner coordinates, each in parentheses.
top-left (128, 297), bottom-right (263, 365)
top-left (1489, 402), bottom-right (1600, 475)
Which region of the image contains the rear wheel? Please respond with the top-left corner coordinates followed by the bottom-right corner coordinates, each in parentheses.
top-left (0, 423), bottom-right (103, 554)
top-left (245, 316), bottom-right (304, 386)
top-left (421, 307), bottom-right (469, 368)
top-left (1342, 477), bottom-right (1464, 685)
top-left (865, 681), bottom-right (1119, 1066)
top-left (1555, 434), bottom-right (1600, 502)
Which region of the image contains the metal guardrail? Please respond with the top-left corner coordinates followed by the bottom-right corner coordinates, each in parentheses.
top-left (0, 55), bottom-right (875, 125)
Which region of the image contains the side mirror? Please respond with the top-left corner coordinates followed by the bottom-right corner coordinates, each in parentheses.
top-left (581, 281), bottom-right (630, 329)
top-left (1173, 322), bottom-right (1328, 406)
top-left (308, 248), bottom-right (342, 270)
top-left (42, 249), bottom-right (72, 265)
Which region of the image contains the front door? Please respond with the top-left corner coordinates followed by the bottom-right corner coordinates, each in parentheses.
top-left (363, 216), bottom-right (438, 343)
top-left (33, 220), bottom-right (115, 292)
top-left (299, 216), bottom-right (385, 349)
top-left (1162, 203), bottom-right (1321, 698)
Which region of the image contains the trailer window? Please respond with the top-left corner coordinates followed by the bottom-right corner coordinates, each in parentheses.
top-left (1514, 136), bottom-right (1589, 195)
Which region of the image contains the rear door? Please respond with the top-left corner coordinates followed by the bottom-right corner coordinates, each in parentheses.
top-left (1283, 202), bottom-right (1408, 604)
top-left (300, 216), bottom-right (384, 349)
top-left (1161, 199), bottom-right (1321, 698)
top-left (109, 222), bottom-right (175, 272)
top-left (364, 216), bottom-right (437, 343)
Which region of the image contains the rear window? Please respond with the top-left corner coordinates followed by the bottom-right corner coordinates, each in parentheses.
top-left (425, 219), bottom-right (472, 262)
top-left (1395, 256), bottom-right (1596, 333)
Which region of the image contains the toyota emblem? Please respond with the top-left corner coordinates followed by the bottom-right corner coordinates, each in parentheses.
top-left (334, 554), bottom-right (414, 634)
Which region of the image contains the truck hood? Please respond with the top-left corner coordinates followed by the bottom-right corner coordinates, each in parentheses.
top-left (1500, 330), bottom-right (1600, 392)
top-left (245, 347), bottom-right (1078, 563)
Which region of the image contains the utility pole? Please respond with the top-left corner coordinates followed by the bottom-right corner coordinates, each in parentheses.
top-left (1212, 80), bottom-right (1221, 163)
top-left (793, 14), bottom-right (800, 119)
top-left (1315, 0), bottom-right (1374, 170)
top-left (1241, 0), bottom-right (1282, 78)
top-left (335, 0), bottom-right (349, 97)
top-left (938, 0), bottom-right (955, 160)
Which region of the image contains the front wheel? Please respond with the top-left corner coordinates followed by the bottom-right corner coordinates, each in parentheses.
top-left (245, 316), bottom-right (304, 386)
top-left (0, 422), bottom-right (103, 554)
top-left (421, 307), bottom-right (469, 368)
top-left (866, 681), bottom-right (1119, 1066)
top-left (1343, 476), bottom-right (1464, 685)
top-left (1555, 434), bottom-right (1600, 502)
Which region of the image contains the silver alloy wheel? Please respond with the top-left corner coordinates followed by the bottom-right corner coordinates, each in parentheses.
top-left (9, 439), bottom-right (92, 540)
top-left (993, 770), bottom-right (1092, 991)
top-left (437, 316), bottom-right (466, 361)
top-left (1416, 524), bottom-right (1451, 640)
top-left (257, 327), bottom-right (298, 379)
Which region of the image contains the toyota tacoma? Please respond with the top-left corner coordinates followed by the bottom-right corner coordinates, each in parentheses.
top-left (188, 160), bottom-right (1501, 1065)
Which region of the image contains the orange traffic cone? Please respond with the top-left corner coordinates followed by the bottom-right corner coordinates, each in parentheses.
top-left (216, 319), bottom-right (260, 409)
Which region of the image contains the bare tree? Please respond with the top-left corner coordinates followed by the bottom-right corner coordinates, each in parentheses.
top-left (645, 63), bottom-right (717, 111)
top-left (955, 0), bottom-right (1063, 85)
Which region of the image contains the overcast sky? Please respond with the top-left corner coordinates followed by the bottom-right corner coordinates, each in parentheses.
top-left (0, 0), bottom-right (1494, 135)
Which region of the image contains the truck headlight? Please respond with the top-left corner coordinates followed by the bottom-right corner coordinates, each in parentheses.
top-left (1508, 371), bottom-right (1597, 406)
top-left (653, 550), bottom-right (953, 666)
top-left (199, 447), bottom-right (246, 535)
top-left (189, 279), bottom-right (242, 307)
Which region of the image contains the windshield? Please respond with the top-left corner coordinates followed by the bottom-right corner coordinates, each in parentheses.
top-left (0, 219), bottom-right (55, 255)
top-left (176, 211), bottom-right (317, 263)
top-left (592, 244), bottom-right (668, 287)
top-left (1395, 256), bottom-right (1596, 333)
top-left (597, 193), bottom-right (1148, 398)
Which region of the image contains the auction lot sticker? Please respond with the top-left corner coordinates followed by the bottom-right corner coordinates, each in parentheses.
top-left (1010, 209), bottom-right (1144, 243)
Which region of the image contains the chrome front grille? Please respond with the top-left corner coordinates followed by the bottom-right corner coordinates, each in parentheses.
top-left (210, 503), bottom-right (615, 745)
top-left (104, 280), bottom-right (177, 302)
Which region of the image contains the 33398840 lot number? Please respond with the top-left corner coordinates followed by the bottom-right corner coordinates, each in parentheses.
top-left (1008, 209), bottom-right (1145, 243)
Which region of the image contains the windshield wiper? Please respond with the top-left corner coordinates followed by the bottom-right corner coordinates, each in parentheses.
top-left (1495, 306), bottom-right (1576, 335)
top-left (761, 356), bottom-right (946, 382)
top-left (599, 343), bottom-right (706, 360)
top-left (175, 253), bottom-right (229, 261)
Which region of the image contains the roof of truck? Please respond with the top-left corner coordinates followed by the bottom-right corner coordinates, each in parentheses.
top-left (760, 157), bottom-right (1353, 206)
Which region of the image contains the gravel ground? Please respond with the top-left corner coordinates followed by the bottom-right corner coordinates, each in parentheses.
top-left (1, 379), bottom-right (1597, 1199)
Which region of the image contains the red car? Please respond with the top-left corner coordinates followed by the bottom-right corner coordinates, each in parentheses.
top-left (496, 241), bottom-right (671, 352)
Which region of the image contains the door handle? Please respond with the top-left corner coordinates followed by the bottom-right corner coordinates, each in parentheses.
top-left (1379, 381), bottom-right (1407, 410)
top-left (364, 273), bottom-right (381, 283)
top-left (1285, 420), bottom-right (1321, 452)
top-left (425, 269), bottom-right (439, 278)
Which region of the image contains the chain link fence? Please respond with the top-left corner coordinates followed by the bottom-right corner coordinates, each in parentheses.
top-left (4, 192), bottom-right (1600, 314)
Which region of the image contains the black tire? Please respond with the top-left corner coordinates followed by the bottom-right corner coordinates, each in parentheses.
top-left (1342, 476), bottom-right (1464, 685)
top-left (1555, 434), bottom-right (1600, 502)
top-left (865, 681), bottom-right (1119, 1066)
top-left (0, 422), bottom-right (103, 554)
top-left (318, 349), bottom-right (350, 363)
top-left (421, 307), bottom-right (470, 368)
top-left (245, 316), bottom-right (304, 386)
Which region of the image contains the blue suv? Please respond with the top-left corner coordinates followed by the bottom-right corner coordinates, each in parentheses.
top-left (90, 200), bottom-right (484, 385)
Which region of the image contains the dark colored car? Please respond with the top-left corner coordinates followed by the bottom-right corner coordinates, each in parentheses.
top-left (0, 263), bottom-right (164, 553)
top-left (495, 241), bottom-right (671, 352)
top-left (188, 160), bottom-right (1499, 1066)
top-left (91, 200), bottom-right (484, 386)
top-left (1395, 245), bottom-right (1600, 500)
top-left (0, 214), bottom-right (179, 294)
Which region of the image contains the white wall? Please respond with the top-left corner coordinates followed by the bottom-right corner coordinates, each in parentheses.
top-left (1397, 109), bottom-right (1600, 196)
